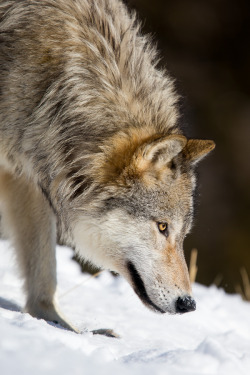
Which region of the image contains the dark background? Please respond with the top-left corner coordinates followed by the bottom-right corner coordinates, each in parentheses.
top-left (124, 0), bottom-right (250, 293)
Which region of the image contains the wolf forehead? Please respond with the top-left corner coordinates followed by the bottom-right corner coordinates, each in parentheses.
top-left (102, 169), bottom-right (195, 224)
top-left (85, 130), bottom-right (214, 225)
top-left (81, 131), bottom-right (198, 226)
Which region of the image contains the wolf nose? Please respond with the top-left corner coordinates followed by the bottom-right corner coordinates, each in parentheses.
top-left (176, 295), bottom-right (196, 313)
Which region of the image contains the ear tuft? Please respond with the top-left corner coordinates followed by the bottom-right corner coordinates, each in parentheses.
top-left (142, 134), bottom-right (187, 164)
top-left (183, 139), bottom-right (215, 165)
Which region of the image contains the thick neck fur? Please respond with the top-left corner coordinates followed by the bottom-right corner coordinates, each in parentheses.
top-left (0, 0), bottom-right (180, 215)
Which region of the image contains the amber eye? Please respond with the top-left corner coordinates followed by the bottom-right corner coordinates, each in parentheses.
top-left (157, 222), bottom-right (169, 237)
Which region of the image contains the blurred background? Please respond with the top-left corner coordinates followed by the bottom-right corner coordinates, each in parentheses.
top-left (122, 0), bottom-right (250, 294)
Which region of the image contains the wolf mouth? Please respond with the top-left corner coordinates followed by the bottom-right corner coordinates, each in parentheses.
top-left (127, 261), bottom-right (165, 314)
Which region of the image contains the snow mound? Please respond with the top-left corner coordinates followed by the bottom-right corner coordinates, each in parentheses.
top-left (0, 240), bottom-right (250, 375)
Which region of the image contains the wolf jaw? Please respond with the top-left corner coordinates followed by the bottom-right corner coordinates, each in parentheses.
top-left (127, 261), bottom-right (166, 313)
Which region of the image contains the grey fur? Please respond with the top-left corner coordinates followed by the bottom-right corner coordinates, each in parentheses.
top-left (0, 0), bottom-right (214, 331)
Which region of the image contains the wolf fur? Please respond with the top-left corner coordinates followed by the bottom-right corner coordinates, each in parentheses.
top-left (0, 0), bottom-right (215, 332)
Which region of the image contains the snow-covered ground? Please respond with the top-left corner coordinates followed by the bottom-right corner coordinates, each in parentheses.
top-left (0, 239), bottom-right (250, 375)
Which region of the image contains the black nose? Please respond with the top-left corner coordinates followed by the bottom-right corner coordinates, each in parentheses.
top-left (176, 296), bottom-right (196, 313)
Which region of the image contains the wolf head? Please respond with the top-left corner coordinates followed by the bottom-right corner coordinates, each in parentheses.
top-left (72, 128), bottom-right (215, 314)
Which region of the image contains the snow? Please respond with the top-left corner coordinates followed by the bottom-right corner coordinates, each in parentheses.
top-left (0, 239), bottom-right (250, 375)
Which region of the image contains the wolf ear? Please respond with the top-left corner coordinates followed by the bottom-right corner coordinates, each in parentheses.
top-left (183, 139), bottom-right (215, 165)
top-left (141, 134), bottom-right (187, 164)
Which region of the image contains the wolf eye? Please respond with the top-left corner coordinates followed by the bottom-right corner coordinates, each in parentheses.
top-left (157, 222), bottom-right (169, 237)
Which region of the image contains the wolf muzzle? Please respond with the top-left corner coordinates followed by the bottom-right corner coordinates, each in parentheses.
top-left (127, 261), bottom-right (196, 314)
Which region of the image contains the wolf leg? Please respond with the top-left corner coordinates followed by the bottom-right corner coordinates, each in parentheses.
top-left (0, 169), bottom-right (78, 332)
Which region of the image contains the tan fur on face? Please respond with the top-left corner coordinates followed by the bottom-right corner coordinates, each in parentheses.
top-left (164, 243), bottom-right (191, 293)
top-left (91, 126), bottom-right (159, 184)
top-left (91, 127), bottom-right (187, 186)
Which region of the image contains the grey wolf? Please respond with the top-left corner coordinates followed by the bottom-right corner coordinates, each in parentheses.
top-left (0, 0), bottom-right (215, 333)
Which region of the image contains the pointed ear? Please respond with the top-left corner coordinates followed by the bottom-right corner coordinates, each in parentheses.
top-left (183, 139), bottom-right (215, 165)
top-left (141, 134), bottom-right (187, 164)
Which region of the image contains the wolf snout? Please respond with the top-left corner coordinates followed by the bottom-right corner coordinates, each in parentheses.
top-left (176, 295), bottom-right (196, 314)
